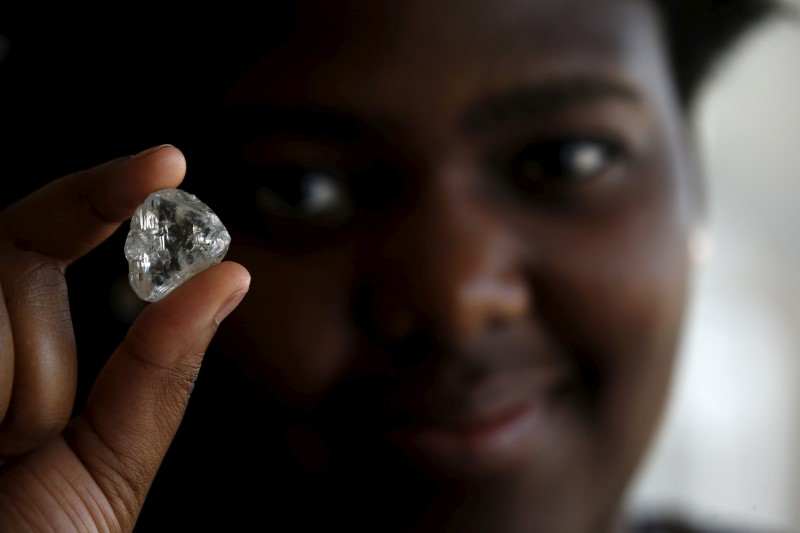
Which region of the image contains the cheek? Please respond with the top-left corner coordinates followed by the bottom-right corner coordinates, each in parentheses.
top-left (215, 237), bottom-right (356, 407)
top-left (536, 199), bottom-right (691, 441)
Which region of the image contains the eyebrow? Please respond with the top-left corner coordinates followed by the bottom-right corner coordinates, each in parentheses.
top-left (210, 77), bottom-right (640, 145)
top-left (459, 77), bottom-right (642, 133)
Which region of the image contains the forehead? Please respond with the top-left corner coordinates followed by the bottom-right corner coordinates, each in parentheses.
top-left (225, 0), bottom-right (672, 132)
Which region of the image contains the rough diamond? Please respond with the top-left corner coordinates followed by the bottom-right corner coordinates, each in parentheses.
top-left (124, 188), bottom-right (231, 302)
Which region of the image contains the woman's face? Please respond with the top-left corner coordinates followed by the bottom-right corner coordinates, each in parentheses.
top-left (212, 0), bottom-right (698, 530)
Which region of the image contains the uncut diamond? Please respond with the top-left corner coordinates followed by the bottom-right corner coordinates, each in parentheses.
top-left (124, 188), bottom-right (231, 302)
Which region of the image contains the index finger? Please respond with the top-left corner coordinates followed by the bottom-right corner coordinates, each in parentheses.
top-left (0, 145), bottom-right (186, 265)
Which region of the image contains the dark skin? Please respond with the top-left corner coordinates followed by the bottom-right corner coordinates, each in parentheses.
top-left (0, 1), bottom-right (700, 532)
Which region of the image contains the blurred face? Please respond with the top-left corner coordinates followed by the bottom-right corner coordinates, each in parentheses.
top-left (211, 0), bottom-right (698, 531)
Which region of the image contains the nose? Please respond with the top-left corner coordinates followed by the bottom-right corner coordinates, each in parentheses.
top-left (357, 161), bottom-right (530, 348)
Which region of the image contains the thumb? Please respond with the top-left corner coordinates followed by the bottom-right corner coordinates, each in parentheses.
top-left (65, 261), bottom-right (250, 526)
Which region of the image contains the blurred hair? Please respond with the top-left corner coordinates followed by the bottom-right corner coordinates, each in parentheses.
top-left (653, 0), bottom-right (783, 108)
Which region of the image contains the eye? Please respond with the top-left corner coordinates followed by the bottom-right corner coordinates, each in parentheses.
top-left (253, 167), bottom-right (354, 223)
top-left (510, 138), bottom-right (624, 184)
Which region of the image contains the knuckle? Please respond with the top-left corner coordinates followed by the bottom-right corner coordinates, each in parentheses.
top-left (13, 254), bottom-right (67, 300)
top-left (2, 252), bottom-right (70, 321)
top-left (165, 353), bottom-right (204, 405)
top-left (0, 413), bottom-right (69, 457)
top-left (151, 354), bottom-right (205, 414)
top-left (124, 326), bottom-right (205, 408)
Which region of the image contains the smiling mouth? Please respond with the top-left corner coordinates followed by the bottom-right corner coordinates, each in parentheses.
top-left (389, 401), bottom-right (543, 470)
top-left (384, 371), bottom-right (573, 475)
top-left (308, 323), bottom-right (581, 475)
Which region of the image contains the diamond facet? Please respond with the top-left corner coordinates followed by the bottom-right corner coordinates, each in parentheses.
top-left (124, 188), bottom-right (231, 302)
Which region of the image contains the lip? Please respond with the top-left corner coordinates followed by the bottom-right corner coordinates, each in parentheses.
top-left (387, 397), bottom-right (552, 474)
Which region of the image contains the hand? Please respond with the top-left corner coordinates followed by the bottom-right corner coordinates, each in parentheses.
top-left (0, 145), bottom-right (250, 532)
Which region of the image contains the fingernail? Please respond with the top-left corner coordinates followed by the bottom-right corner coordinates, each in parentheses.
top-left (214, 288), bottom-right (249, 326)
top-left (132, 144), bottom-right (173, 159)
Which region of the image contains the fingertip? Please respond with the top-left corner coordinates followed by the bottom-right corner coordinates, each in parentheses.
top-left (217, 261), bottom-right (252, 292)
top-left (120, 261), bottom-right (250, 370)
top-left (136, 261), bottom-right (250, 331)
top-left (91, 144), bottom-right (187, 223)
top-left (130, 144), bottom-right (175, 160)
top-left (126, 144), bottom-right (187, 191)
top-left (213, 262), bottom-right (252, 325)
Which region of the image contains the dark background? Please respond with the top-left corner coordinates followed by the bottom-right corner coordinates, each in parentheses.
top-left (0, 12), bottom-right (280, 412)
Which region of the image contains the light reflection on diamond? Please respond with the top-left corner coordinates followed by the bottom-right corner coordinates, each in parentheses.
top-left (124, 188), bottom-right (231, 302)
